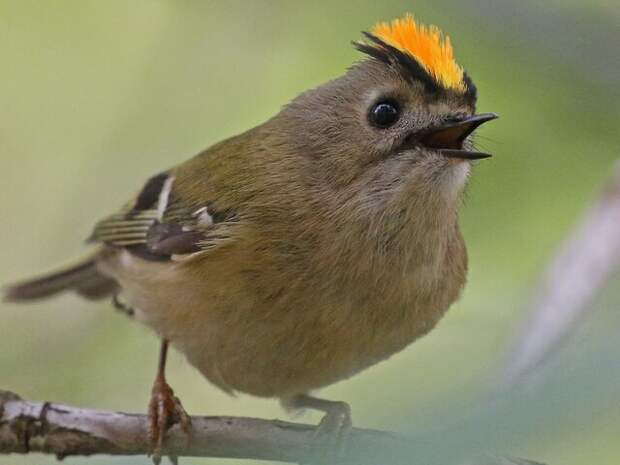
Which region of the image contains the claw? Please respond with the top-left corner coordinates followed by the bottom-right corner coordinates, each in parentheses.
top-left (112, 293), bottom-right (134, 317)
top-left (307, 403), bottom-right (352, 464)
top-left (314, 401), bottom-right (352, 452)
top-left (286, 395), bottom-right (352, 465)
top-left (147, 377), bottom-right (191, 464)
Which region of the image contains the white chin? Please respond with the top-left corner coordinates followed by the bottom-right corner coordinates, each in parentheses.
top-left (441, 162), bottom-right (470, 199)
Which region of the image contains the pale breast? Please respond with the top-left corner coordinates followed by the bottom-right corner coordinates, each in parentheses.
top-left (97, 247), bottom-right (461, 398)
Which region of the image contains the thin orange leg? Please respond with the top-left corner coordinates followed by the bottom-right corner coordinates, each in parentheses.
top-left (147, 340), bottom-right (191, 465)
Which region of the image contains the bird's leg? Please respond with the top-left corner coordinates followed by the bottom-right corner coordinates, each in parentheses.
top-left (147, 339), bottom-right (191, 465)
top-left (112, 293), bottom-right (134, 317)
top-left (287, 394), bottom-right (352, 463)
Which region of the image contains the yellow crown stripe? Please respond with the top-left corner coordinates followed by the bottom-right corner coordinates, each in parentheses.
top-left (372, 14), bottom-right (466, 92)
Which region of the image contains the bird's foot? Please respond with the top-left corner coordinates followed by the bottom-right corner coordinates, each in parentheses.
top-left (294, 397), bottom-right (352, 464)
top-left (147, 376), bottom-right (191, 465)
top-left (112, 293), bottom-right (134, 317)
top-left (313, 401), bottom-right (352, 459)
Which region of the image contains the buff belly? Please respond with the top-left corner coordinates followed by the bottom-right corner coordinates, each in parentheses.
top-left (97, 249), bottom-right (452, 398)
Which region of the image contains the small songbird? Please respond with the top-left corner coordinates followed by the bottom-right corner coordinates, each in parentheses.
top-left (4, 14), bottom-right (497, 462)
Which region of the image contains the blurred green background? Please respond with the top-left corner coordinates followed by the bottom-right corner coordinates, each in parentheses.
top-left (1, 1), bottom-right (619, 464)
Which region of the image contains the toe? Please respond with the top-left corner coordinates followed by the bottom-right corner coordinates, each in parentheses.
top-left (147, 381), bottom-right (192, 463)
top-left (173, 396), bottom-right (192, 442)
top-left (147, 390), bottom-right (169, 464)
top-left (316, 401), bottom-right (352, 436)
top-left (310, 403), bottom-right (353, 463)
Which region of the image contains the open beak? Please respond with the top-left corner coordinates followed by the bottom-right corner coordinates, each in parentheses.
top-left (418, 112), bottom-right (498, 160)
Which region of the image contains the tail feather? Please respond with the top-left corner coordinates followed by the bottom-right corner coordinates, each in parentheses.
top-left (3, 255), bottom-right (118, 302)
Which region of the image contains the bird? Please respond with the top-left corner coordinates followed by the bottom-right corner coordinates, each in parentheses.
top-left (4, 13), bottom-right (497, 463)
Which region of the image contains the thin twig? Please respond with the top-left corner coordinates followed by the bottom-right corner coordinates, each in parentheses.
top-left (0, 390), bottom-right (413, 464)
top-left (502, 160), bottom-right (620, 384)
top-left (0, 390), bottom-right (546, 464)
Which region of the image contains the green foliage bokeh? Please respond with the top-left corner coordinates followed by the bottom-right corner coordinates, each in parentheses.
top-left (1, 1), bottom-right (619, 464)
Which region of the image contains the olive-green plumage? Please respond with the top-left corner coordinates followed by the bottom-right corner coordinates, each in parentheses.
top-left (4, 16), bottom-right (497, 457)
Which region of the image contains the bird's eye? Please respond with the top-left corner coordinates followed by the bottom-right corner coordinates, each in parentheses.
top-left (369, 100), bottom-right (400, 128)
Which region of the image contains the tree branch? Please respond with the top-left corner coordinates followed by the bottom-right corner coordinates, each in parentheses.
top-left (502, 160), bottom-right (620, 384)
top-left (0, 390), bottom-right (545, 464)
top-left (0, 389), bottom-right (418, 464)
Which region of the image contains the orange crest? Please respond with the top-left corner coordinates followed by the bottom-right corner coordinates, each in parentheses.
top-left (370, 14), bottom-right (466, 93)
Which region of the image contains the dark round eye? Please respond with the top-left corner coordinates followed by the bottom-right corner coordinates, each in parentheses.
top-left (369, 100), bottom-right (400, 128)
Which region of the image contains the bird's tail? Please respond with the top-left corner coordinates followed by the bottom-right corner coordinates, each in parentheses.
top-left (3, 252), bottom-right (118, 302)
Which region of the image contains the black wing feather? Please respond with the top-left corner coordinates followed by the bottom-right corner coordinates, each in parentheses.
top-left (90, 172), bottom-right (236, 260)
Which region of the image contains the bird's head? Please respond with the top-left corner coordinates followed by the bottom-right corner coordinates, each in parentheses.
top-left (278, 14), bottom-right (497, 209)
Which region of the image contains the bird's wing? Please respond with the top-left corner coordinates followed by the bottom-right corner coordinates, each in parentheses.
top-left (89, 171), bottom-right (238, 261)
